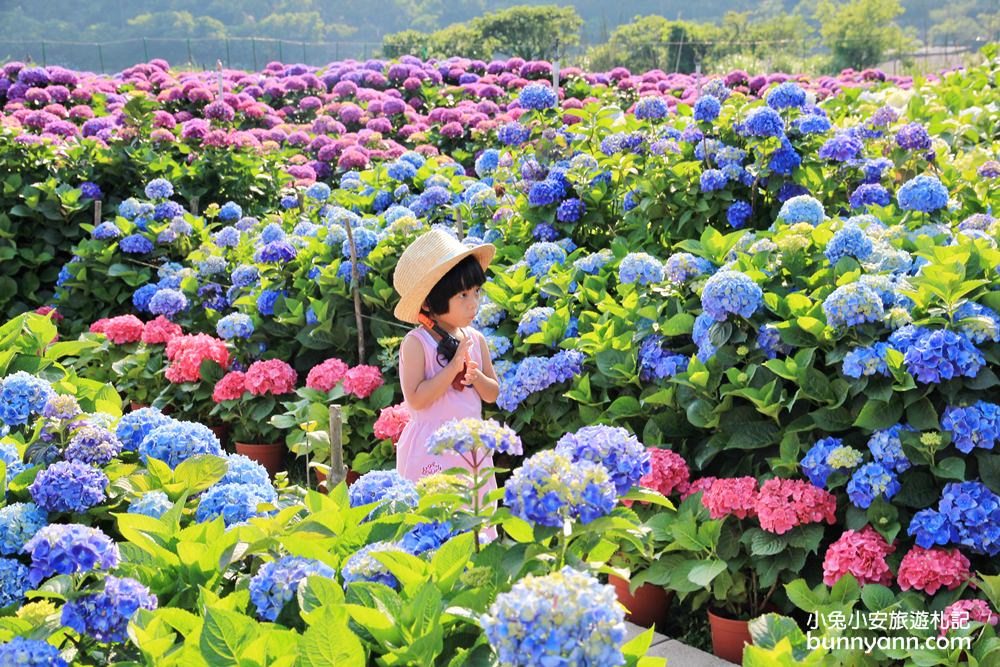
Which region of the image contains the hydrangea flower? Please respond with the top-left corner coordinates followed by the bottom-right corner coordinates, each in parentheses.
top-left (896, 546), bottom-right (970, 595)
top-left (701, 270), bottom-right (762, 321)
top-left (219, 202), bottom-right (243, 221)
top-left (901, 328), bottom-right (983, 384)
top-left (867, 424), bottom-right (913, 473)
top-left (92, 221), bottom-right (123, 240)
top-left (939, 600), bottom-right (999, 636)
top-left (482, 566), bottom-right (625, 667)
top-left (766, 81), bottom-right (806, 109)
top-left (908, 482), bottom-right (1000, 555)
top-left (348, 470), bottom-right (419, 513)
top-left (342, 541), bottom-right (410, 589)
top-left (618, 252), bottom-right (664, 285)
top-left (942, 401), bottom-right (1000, 454)
top-left (756, 478), bottom-right (837, 535)
top-left (896, 122), bottom-right (932, 151)
top-left (897, 175), bottom-right (949, 213)
top-left (700, 169), bottom-right (727, 192)
top-left (120, 234), bottom-right (154, 254)
top-left (148, 288), bottom-right (188, 319)
top-left (29, 461), bottom-right (108, 513)
top-left (503, 450), bottom-right (616, 527)
top-left (249, 556), bottom-right (336, 621)
top-left (115, 407), bottom-right (172, 452)
top-left (0, 502), bottom-right (47, 555)
top-left (0, 638), bottom-right (68, 666)
top-left (693, 95), bottom-right (721, 122)
top-left (741, 106), bottom-right (785, 137)
top-left (822, 282), bottom-right (884, 329)
top-left (841, 342), bottom-right (892, 378)
top-left (498, 122), bottom-right (530, 146)
top-left (144, 178), bottom-right (174, 200)
top-left (215, 312), bottom-right (254, 340)
top-left (0, 371), bottom-right (54, 427)
top-left (23, 524), bottom-right (120, 586)
top-left (818, 132), bottom-right (863, 162)
top-left (61, 575), bottom-right (157, 643)
top-left (635, 448), bottom-right (690, 498)
top-left (556, 198), bottom-right (586, 223)
top-left (524, 242), bottom-right (567, 277)
top-left (777, 195), bottom-right (824, 226)
top-left (399, 521), bottom-right (459, 555)
top-left (825, 224), bottom-right (873, 266)
top-left (342, 365), bottom-right (383, 398)
top-left (634, 96), bottom-right (669, 120)
top-left (306, 358), bottom-right (350, 392)
top-left (64, 425), bottom-right (123, 466)
top-left (823, 526), bottom-right (895, 586)
top-left (849, 184), bottom-right (891, 210)
top-left (496, 350), bottom-right (585, 412)
top-left (555, 425), bottom-right (649, 496)
top-left (426, 418), bottom-right (523, 458)
top-left (638, 335), bottom-right (689, 381)
top-left (801, 436), bottom-right (857, 487)
top-left (700, 477), bottom-right (759, 519)
top-left (518, 83), bottom-right (558, 110)
top-left (195, 482), bottom-right (277, 526)
top-left (846, 462), bottom-right (900, 509)
top-left (517, 307), bottom-right (554, 338)
top-left (954, 302), bottom-right (1000, 344)
top-left (139, 420), bottom-right (223, 468)
top-left (128, 490), bottom-right (172, 519)
top-left (0, 557), bottom-right (30, 608)
top-left (727, 201), bottom-right (752, 229)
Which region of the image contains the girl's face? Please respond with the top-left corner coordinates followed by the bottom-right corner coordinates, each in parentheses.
top-left (434, 284), bottom-right (482, 329)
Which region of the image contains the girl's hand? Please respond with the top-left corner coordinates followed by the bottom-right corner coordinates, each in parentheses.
top-left (461, 360), bottom-right (484, 386)
top-left (448, 336), bottom-right (475, 370)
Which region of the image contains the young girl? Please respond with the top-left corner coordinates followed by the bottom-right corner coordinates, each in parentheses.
top-left (392, 229), bottom-right (500, 483)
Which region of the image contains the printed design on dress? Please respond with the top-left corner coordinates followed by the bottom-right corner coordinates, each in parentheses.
top-left (421, 462), bottom-right (443, 475)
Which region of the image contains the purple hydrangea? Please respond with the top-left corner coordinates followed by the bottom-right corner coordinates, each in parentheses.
top-left (701, 270), bottom-right (762, 321)
top-left (61, 575), bottom-right (157, 643)
top-left (503, 450), bottom-right (616, 527)
top-left (249, 556), bottom-right (336, 621)
top-left (900, 328), bottom-right (983, 384)
top-left (29, 461), bottom-right (108, 513)
top-left (22, 524), bottom-right (120, 586)
top-left (555, 425), bottom-right (650, 496)
top-left (64, 426), bottom-right (123, 466)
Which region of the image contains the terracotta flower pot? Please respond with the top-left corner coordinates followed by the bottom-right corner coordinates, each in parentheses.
top-left (609, 575), bottom-right (673, 627)
top-left (235, 442), bottom-right (285, 478)
top-left (129, 402), bottom-right (148, 412)
top-left (209, 424), bottom-right (229, 449)
top-left (707, 608), bottom-right (753, 664)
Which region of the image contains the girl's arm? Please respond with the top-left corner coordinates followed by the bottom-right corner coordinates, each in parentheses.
top-left (400, 334), bottom-right (473, 411)
top-left (467, 331), bottom-right (500, 404)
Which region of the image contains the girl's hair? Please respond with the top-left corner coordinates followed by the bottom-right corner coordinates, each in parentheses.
top-left (422, 255), bottom-right (486, 316)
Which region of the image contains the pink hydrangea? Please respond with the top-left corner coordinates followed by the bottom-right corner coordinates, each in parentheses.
top-left (897, 546), bottom-right (971, 595)
top-left (756, 478), bottom-right (837, 535)
top-left (822, 526), bottom-right (895, 587)
top-left (213, 371), bottom-right (247, 403)
top-left (89, 318), bottom-right (111, 334)
top-left (680, 476), bottom-right (718, 501)
top-left (701, 477), bottom-right (759, 519)
top-left (164, 334), bottom-right (230, 383)
top-left (939, 600), bottom-right (998, 636)
top-left (306, 358), bottom-right (349, 392)
top-left (373, 403), bottom-right (410, 443)
top-left (35, 306), bottom-right (63, 322)
top-left (244, 359), bottom-right (297, 396)
top-left (102, 314), bottom-right (145, 344)
top-left (638, 448), bottom-right (690, 497)
top-left (141, 315), bottom-right (182, 344)
top-left (342, 365), bottom-right (384, 399)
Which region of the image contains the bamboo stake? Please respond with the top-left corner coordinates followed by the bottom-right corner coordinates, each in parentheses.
top-left (327, 404), bottom-right (347, 489)
top-left (93, 200), bottom-right (101, 226)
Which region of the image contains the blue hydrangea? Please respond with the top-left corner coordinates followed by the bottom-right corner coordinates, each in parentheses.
top-left (341, 227), bottom-right (379, 261)
top-left (120, 234), bottom-right (153, 254)
top-left (518, 83), bottom-right (558, 110)
top-left (386, 160), bottom-right (418, 181)
top-left (634, 96), bottom-right (670, 120)
top-left (117, 198), bottom-right (141, 220)
top-left (64, 425), bottom-right (123, 466)
top-left (846, 462), bottom-right (900, 509)
top-left (766, 81), bottom-right (806, 109)
top-left (115, 407), bottom-right (172, 452)
top-left (337, 261), bottom-right (371, 284)
top-left (692, 312), bottom-right (717, 362)
top-left (900, 327), bottom-right (984, 384)
top-left (231, 264), bottom-right (259, 288)
top-left (908, 482), bottom-right (1000, 555)
top-left (0, 639), bottom-right (68, 667)
top-left (257, 289), bottom-right (284, 317)
top-left (742, 107), bottom-right (785, 138)
top-left (61, 575), bottom-right (157, 643)
top-left (573, 249), bottom-right (613, 275)
top-left (22, 524), bottom-right (120, 586)
top-left (498, 122), bottom-right (530, 146)
top-left (524, 242), bottom-right (567, 277)
top-left (849, 184), bottom-right (891, 210)
top-left (216, 313), bottom-right (254, 340)
top-left (663, 253), bottom-right (711, 284)
top-left (701, 270), bottom-right (762, 321)
top-left (219, 202), bottom-right (243, 221)
top-left (504, 450), bottom-right (616, 527)
top-left (255, 240), bottom-right (297, 263)
top-left (79, 181), bottom-right (102, 199)
top-left (700, 169), bottom-right (728, 192)
top-left (259, 223), bottom-right (285, 245)
top-left (92, 221), bottom-right (123, 240)
top-left (249, 556), bottom-right (336, 621)
top-left (896, 122), bottom-right (932, 151)
top-left (220, 453), bottom-right (271, 488)
top-left (342, 541), bottom-right (409, 589)
top-left (144, 178), bottom-right (174, 200)
top-left (496, 350), bottom-right (584, 412)
top-left (0, 557), bottom-right (29, 608)
top-left (954, 302), bottom-right (1000, 344)
top-left (638, 335), bottom-right (690, 381)
top-left (942, 401), bottom-right (1000, 454)
top-left (619, 252), bottom-right (664, 286)
top-left (148, 288), bottom-right (188, 318)
top-left (777, 195), bottom-right (824, 226)
top-left (822, 283), bottom-right (884, 329)
top-left (131, 283), bottom-right (158, 312)
top-left (897, 175), bottom-right (949, 213)
top-left (128, 490), bottom-right (172, 519)
top-left (139, 420), bottom-right (223, 469)
top-left (426, 418), bottom-right (523, 457)
top-left (556, 198), bottom-right (586, 223)
top-left (0, 371), bottom-right (54, 427)
top-left (306, 182), bottom-right (331, 201)
top-left (474, 149), bottom-right (500, 177)
top-left (768, 139), bottom-right (801, 176)
top-left (29, 460), bottom-right (107, 513)
top-left (0, 502), bottom-right (47, 556)
top-left (348, 470), bottom-right (419, 513)
top-left (622, 190), bottom-right (639, 212)
top-left (818, 132), bottom-right (863, 162)
top-left (693, 95), bottom-right (721, 122)
top-left (801, 437), bottom-right (853, 488)
top-left (757, 324), bottom-right (792, 359)
top-left (474, 296), bottom-right (506, 329)
top-left (842, 342), bottom-right (892, 378)
top-left (727, 201), bottom-right (752, 229)
top-left (867, 424), bottom-right (914, 473)
top-left (555, 425), bottom-right (649, 496)
top-left (399, 521), bottom-right (458, 555)
top-left (517, 307), bottom-right (555, 338)
top-left (797, 114), bottom-right (831, 134)
top-left (527, 180), bottom-right (564, 207)
top-left (195, 482), bottom-right (277, 526)
top-left (826, 223), bottom-right (873, 265)
top-left (153, 201), bottom-right (184, 221)
top-left (482, 566), bottom-right (626, 667)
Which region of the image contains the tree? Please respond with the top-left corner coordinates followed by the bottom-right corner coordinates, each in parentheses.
top-left (815, 0), bottom-right (913, 70)
top-left (585, 15), bottom-right (720, 73)
top-left (471, 5), bottom-right (583, 60)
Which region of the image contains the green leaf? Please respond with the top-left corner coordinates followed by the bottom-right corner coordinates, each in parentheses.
top-left (173, 455), bottom-right (228, 493)
top-left (430, 532), bottom-right (475, 589)
top-left (932, 456), bottom-right (965, 481)
top-left (748, 529), bottom-right (786, 556)
top-left (853, 399), bottom-right (902, 430)
top-left (860, 584), bottom-right (895, 611)
top-left (299, 608), bottom-right (365, 667)
top-left (687, 560), bottom-right (727, 587)
top-left (748, 613), bottom-right (807, 651)
top-left (298, 575), bottom-right (345, 614)
top-left (200, 607), bottom-right (258, 666)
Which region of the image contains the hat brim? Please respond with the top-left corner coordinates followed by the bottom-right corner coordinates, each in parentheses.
top-left (393, 243), bottom-right (495, 324)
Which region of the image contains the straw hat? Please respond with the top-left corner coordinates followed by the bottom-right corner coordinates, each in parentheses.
top-left (393, 229), bottom-right (495, 324)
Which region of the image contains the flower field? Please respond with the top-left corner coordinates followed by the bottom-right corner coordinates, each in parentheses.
top-left (0, 46), bottom-right (998, 665)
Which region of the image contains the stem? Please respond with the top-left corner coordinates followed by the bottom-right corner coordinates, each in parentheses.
top-left (470, 449), bottom-right (482, 554)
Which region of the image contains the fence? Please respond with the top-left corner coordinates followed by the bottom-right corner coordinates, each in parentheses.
top-left (0, 37), bottom-right (387, 73)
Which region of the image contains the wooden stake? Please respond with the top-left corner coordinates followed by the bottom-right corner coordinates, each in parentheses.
top-left (93, 200), bottom-right (101, 226)
top-left (454, 207), bottom-right (464, 240)
top-left (343, 221), bottom-right (366, 363)
top-left (327, 404), bottom-right (347, 489)
top-left (190, 196), bottom-right (199, 215)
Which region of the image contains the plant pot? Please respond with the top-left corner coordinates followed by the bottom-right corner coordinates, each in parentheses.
top-left (235, 442), bottom-right (285, 478)
top-left (707, 608), bottom-right (753, 664)
top-left (314, 467), bottom-right (361, 492)
top-left (609, 575), bottom-right (672, 627)
top-left (209, 425), bottom-right (229, 449)
top-left (129, 402), bottom-right (147, 412)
